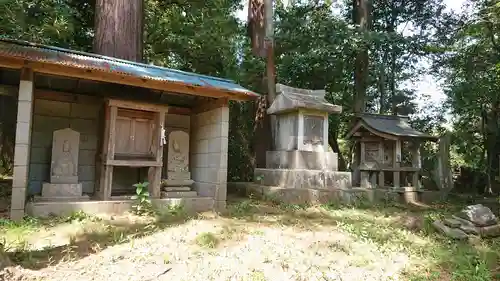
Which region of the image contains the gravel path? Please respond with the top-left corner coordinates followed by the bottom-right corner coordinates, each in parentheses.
top-left (4, 215), bottom-right (412, 281)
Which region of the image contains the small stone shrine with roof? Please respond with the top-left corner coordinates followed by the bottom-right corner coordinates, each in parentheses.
top-left (345, 113), bottom-right (438, 190)
top-left (252, 84), bottom-right (351, 191)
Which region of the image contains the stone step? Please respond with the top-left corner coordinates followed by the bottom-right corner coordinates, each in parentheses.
top-left (161, 191), bottom-right (198, 198)
top-left (163, 186), bottom-right (191, 192)
top-left (161, 179), bottom-right (194, 187)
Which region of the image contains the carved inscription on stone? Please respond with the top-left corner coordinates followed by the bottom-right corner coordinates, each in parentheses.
top-left (167, 131), bottom-right (189, 174)
top-left (50, 128), bottom-right (80, 184)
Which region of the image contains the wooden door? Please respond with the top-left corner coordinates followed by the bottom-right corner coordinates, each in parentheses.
top-left (115, 116), bottom-right (133, 155)
top-left (114, 110), bottom-right (154, 158)
top-left (133, 118), bottom-right (154, 156)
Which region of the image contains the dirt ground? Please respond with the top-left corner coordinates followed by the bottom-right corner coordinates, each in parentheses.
top-left (0, 198), bottom-right (499, 281)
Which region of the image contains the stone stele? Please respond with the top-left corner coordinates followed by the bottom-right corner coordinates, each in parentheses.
top-left (42, 128), bottom-right (84, 198)
top-left (167, 130), bottom-right (190, 180)
top-left (50, 128), bottom-right (79, 184)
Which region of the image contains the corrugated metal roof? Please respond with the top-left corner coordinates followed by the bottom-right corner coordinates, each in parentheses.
top-left (346, 113), bottom-right (438, 140)
top-left (0, 38), bottom-right (259, 99)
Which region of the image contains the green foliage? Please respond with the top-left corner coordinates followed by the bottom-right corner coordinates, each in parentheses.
top-left (131, 182), bottom-right (153, 215)
top-left (194, 232), bottom-right (219, 248)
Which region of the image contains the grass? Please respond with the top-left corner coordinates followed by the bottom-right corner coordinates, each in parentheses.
top-left (0, 206), bottom-right (190, 270)
top-left (0, 197), bottom-right (499, 281)
top-left (225, 197), bottom-right (500, 281)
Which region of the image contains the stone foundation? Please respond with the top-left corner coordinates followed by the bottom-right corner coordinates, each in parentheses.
top-left (265, 151), bottom-right (338, 170)
top-left (253, 168), bottom-right (351, 189)
top-left (26, 197), bottom-right (214, 218)
top-left (228, 182), bottom-right (443, 206)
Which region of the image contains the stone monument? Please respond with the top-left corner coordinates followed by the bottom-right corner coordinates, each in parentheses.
top-left (253, 84), bottom-right (352, 190)
top-left (40, 128), bottom-right (88, 201)
top-left (162, 130), bottom-right (195, 197)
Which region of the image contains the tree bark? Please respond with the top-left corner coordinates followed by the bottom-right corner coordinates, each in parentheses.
top-left (94, 0), bottom-right (144, 62)
top-left (353, 0), bottom-right (371, 113)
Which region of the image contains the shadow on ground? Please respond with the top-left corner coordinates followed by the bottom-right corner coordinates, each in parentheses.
top-left (4, 208), bottom-right (192, 270)
top-left (221, 196), bottom-right (500, 280)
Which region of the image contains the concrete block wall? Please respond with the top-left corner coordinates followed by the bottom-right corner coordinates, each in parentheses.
top-left (10, 74), bottom-right (34, 220)
top-left (190, 105), bottom-right (229, 210)
top-left (29, 92), bottom-right (101, 195)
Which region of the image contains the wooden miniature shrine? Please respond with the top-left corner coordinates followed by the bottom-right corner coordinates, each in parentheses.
top-left (345, 113), bottom-right (438, 189)
top-left (98, 99), bottom-right (168, 200)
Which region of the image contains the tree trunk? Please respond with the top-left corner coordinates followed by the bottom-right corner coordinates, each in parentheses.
top-left (94, 0), bottom-right (144, 62)
top-left (353, 0), bottom-right (371, 113)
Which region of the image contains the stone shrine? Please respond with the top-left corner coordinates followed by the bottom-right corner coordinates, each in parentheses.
top-left (162, 130), bottom-right (195, 197)
top-left (253, 84), bottom-right (351, 191)
top-left (40, 128), bottom-right (88, 201)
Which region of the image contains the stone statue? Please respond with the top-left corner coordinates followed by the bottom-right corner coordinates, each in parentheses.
top-left (167, 131), bottom-right (189, 174)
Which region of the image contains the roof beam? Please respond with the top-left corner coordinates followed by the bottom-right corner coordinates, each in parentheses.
top-left (0, 55), bottom-right (256, 101)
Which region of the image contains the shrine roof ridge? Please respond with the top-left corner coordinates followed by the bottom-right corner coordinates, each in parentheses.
top-left (345, 113), bottom-right (438, 141)
top-left (267, 83), bottom-right (342, 115)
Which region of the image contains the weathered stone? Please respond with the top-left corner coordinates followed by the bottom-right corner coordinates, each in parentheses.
top-left (456, 204), bottom-right (498, 227)
top-left (168, 172), bottom-right (191, 180)
top-left (167, 131), bottom-right (189, 173)
top-left (443, 218), bottom-right (462, 228)
top-left (432, 220), bottom-right (468, 240)
top-left (161, 191), bottom-right (197, 198)
top-left (479, 224), bottom-right (500, 238)
top-left (451, 215), bottom-right (481, 235)
top-left (163, 186), bottom-right (191, 192)
top-left (50, 128), bottom-right (80, 184)
top-left (254, 168), bottom-right (351, 190)
top-left (34, 195), bottom-right (90, 202)
top-left (42, 183), bottom-right (82, 197)
top-left (265, 150), bottom-right (338, 171)
top-left (162, 179), bottom-right (194, 187)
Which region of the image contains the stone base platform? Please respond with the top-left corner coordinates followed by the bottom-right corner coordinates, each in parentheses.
top-left (228, 182), bottom-right (443, 206)
top-left (42, 182), bottom-right (83, 197)
top-left (253, 168), bottom-right (351, 190)
top-left (26, 197), bottom-right (215, 218)
top-left (33, 195), bottom-right (90, 202)
top-left (266, 151), bottom-right (338, 170)
top-left (161, 191), bottom-right (198, 198)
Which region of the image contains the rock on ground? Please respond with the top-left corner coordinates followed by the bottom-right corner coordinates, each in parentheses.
top-left (456, 204), bottom-right (498, 227)
top-left (432, 220), bottom-right (468, 240)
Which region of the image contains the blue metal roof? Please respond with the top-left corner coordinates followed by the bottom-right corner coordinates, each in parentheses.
top-left (0, 38), bottom-right (259, 99)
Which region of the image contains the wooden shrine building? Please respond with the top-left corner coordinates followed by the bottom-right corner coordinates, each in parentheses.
top-left (345, 113), bottom-right (438, 189)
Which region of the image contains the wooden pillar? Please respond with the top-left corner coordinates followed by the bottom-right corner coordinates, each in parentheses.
top-left (411, 141), bottom-right (421, 189)
top-left (148, 109), bottom-right (167, 198)
top-left (10, 68), bottom-right (34, 220)
top-left (378, 141), bottom-right (384, 187)
top-left (99, 105), bottom-right (117, 200)
top-left (359, 141), bottom-right (370, 187)
top-left (393, 139), bottom-right (401, 188)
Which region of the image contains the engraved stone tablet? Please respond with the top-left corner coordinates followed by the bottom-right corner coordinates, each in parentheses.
top-left (167, 131), bottom-right (189, 174)
top-left (50, 128), bottom-right (80, 184)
